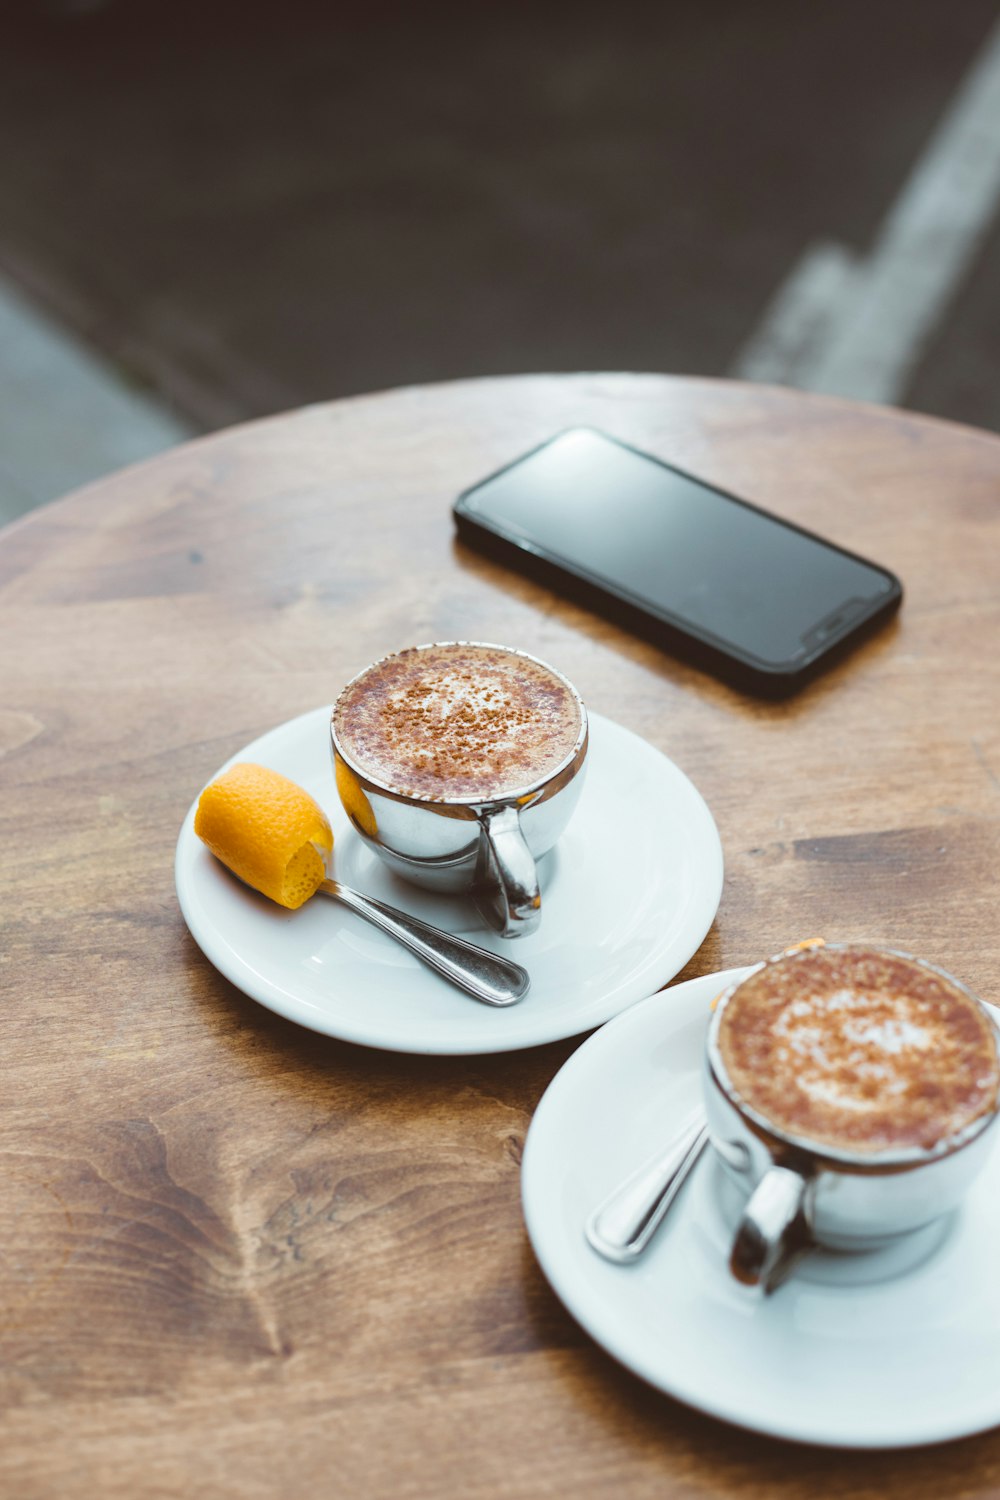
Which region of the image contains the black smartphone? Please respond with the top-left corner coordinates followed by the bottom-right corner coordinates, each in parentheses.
top-left (452, 427), bottom-right (902, 697)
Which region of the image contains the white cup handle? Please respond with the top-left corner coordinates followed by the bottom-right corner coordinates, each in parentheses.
top-left (730, 1165), bottom-right (810, 1293)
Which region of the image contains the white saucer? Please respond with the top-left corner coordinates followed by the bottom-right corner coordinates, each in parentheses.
top-left (522, 969), bottom-right (1000, 1448)
top-left (174, 707), bottom-right (723, 1055)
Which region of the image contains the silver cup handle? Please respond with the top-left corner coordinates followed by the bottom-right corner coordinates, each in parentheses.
top-left (475, 804), bottom-right (541, 938)
top-left (730, 1164), bottom-right (810, 1293)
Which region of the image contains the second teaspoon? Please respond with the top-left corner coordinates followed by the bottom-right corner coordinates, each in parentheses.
top-left (585, 1114), bottom-right (709, 1262)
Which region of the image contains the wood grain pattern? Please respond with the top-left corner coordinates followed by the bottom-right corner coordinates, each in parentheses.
top-left (3, 373), bottom-right (1000, 1497)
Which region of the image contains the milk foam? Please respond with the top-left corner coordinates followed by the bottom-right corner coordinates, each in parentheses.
top-left (716, 946), bottom-right (1000, 1154)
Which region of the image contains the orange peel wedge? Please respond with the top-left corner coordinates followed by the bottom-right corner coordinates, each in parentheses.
top-left (194, 762), bottom-right (333, 909)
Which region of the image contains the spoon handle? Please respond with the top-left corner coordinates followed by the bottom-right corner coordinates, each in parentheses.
top-left (585, 1115), bottom-right (709, 1262)
top-left (318, 879), bottom-right (530, 1007)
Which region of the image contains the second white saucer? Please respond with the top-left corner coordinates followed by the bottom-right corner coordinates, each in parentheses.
top-left (522, 969), bottom-right (1000, 1447)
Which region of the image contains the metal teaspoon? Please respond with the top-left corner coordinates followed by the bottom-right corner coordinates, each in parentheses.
top-left (585, 1113), bottom-right (709, 1262)
top-left (317, 878), bottom-right (530, 1007)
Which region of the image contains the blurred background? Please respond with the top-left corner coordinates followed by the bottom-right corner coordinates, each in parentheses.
top-left (2, 0), bottom-right (1000, 523)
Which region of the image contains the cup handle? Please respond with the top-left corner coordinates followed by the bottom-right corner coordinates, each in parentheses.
top-left (476, 805), bottom-right (541, 938)
top-left (730, 1165), bottom-right (810, 1293)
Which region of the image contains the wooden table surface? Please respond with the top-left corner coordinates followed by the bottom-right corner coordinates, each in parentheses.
top-left (4, 373), bottom-right (1000, 1498)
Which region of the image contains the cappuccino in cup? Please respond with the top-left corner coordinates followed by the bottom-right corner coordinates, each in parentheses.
top-left (332, 642), bottom-right (584, 802)
top-left (704, 943), bottom-right (1000, 1290)
top-left (330, 642), bottom-right (588, 937)
top-left (716, 944), bottom-right (1000, 1156)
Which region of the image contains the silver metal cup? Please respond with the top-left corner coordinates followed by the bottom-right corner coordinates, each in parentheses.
top-left (703, 945), bottom-right (1000, 1292)
top-left (329, 643), bottom-right (588, 938)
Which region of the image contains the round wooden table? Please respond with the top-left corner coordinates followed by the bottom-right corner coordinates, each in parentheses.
top-left (4, 374), bottom-right (1000, 1496)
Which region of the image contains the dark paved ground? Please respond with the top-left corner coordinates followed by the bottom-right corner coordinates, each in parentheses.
top-left (2, 0), bottom-right (999, 433)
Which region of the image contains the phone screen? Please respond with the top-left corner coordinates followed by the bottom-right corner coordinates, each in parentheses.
top-left (455, 428), bottom-right (900, 674)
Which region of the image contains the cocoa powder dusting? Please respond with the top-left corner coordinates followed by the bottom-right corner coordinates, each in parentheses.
top-left (717, 945), bottom-right (1000, 1154)
top-left (333, 644), bottom-right (583, 800)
